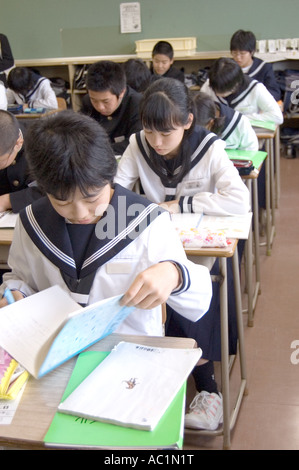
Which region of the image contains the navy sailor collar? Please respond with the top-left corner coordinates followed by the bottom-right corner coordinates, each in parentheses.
top-left (20, 184), bottom-right (163, 281)
top-left (135, 127), bottom-right (218, 189)
top-left (217, 102), bottom-right (242, 141)
top-left (218, 79), bottom-right (259, 109)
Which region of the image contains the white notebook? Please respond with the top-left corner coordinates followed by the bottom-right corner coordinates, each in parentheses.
top-left (58, 341), bottom-right (202, 431)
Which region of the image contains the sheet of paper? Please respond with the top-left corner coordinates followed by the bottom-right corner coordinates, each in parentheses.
top-left (59, 342), bottom-right (201, 431)
top-left (0, 211), bottom-right (18, 228)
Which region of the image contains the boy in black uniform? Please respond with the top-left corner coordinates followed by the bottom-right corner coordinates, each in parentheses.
top-left (150, 41), bottom-right (185, 83)
top-left (0, 110), bottom-right (43, 213)
top-left (80, 60), bottom-right (142, 156)
top-left (230, 29), bottom-right (281, 101)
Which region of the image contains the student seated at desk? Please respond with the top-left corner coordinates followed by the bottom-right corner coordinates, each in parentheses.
top-left (0, 110), bottom-right (43, 213)
top-left (0, 80), bottom-right (7, 110)
top-left (200, 58), bottom-right (283, 126)
top-left (0, 110), bottom-right (212, 341)
top-left (150, 41), bottom-right (185, 84)
top-left (6, 67), bottom-right (58, 111)
top-left (230, 29), bottom-right (281, 102)
top-left (123, 58), bottom-right (153, 93)
top-left (80, 60), bottom-right (142, 156)
top-left (114, 78), bottom-right (250, 431)
top-left (193, 91), bottom-right (258, 151)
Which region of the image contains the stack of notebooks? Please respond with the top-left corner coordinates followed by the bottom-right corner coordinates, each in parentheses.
top-left (44, 342), bottom-right (202, 449)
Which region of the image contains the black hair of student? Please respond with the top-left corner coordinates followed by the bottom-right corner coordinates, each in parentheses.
top-left (230, 30), bottom-right (256, 54)
top-left (208, 57), bottom-right (249, 95)
top-left (86, 60), bottom-right (126, 97)
top-left (0, 110), bottom-right (20, 155)
top-left (7, 67), bottom-right (34, 95)
top-left (24, 110), bottom-right (117, 200)
top-left (139, 77), bottom-right (195, 185)
top-left (193, 92), bottom-right (225, 135)
top-left (152, 41), bottom-right (174, 60)
top-left (123, 58), bottom-right (152, 93)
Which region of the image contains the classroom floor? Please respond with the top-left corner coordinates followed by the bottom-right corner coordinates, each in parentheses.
top-left (183, 151), bottom-right (299, 451)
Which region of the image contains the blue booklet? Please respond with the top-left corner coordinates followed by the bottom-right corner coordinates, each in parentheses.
top-left (0, 285), bottom-right (135, 379)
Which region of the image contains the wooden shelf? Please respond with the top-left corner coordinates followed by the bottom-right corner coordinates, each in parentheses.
top-left (14, 50), bottom-right (299, 111)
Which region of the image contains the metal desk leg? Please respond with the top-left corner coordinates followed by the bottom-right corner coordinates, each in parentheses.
top-left (219, 257), bottom-right (230, 449)
top-left (275, 126), bottom-right (280, 208)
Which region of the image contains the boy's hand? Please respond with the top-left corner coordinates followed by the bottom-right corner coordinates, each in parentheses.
top-left (120, 262), bottom-right (181, 309)
top-left (0, 290), bottom-right (25, 308)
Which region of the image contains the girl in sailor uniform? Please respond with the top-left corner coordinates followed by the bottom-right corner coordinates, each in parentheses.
top-left (193, 91), bottom-right (258, 151)
top-left (114, 77), bottom-right (250, 431)
top-left (200, 57), bottom-right (283, 126)
top-left (0, 110), bottom-right (212, 341)
top-left (6, 67), bottom-right (58, 110)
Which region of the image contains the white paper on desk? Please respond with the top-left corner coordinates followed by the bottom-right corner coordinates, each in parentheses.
top-left (59, 341), bottom-right (202, 431)
top-left (0, 211), bottom-right (18, 228)
top-left (199, 213), bottom-right (252, 239)
top-left (172, 212), bottom-right (252, 245)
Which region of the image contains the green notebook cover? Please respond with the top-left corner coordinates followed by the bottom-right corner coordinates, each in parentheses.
top-left (226, 149), bottom-right (267, 170)
top-left (44, 351), bottom-right (186, 449)
top-left (249, 119), bottom-right (276, 131)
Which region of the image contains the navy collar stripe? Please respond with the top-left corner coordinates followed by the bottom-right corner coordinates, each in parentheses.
top-left (81, 203), bottom-right (159, 269)
top-left (26, 205), bottom-right (76, 268)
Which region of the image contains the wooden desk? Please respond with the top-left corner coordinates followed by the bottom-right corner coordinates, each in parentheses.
top-left (185, 239), bottom-right (247, 450)
top-left (0, 229), bottom-right (13, 269)
top-left (0, 333), bottom-right (196, 450)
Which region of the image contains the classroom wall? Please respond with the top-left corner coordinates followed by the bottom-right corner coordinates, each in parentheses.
top-left (0, 0), bottom-right (298, 60)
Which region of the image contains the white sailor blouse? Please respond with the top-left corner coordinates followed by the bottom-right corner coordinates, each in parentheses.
top-left (115, 127), bottom-right (250, 216)
top-left (1, 184), bottom-right (212, 337)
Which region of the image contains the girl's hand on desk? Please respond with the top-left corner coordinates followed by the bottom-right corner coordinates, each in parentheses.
top-left (0, 290), bottom-right (25, 308)
top-left (159, 200), bottom-right (180, 214)
top-left (120, 261), bottom-right (181, 309)
top-left (0, 194), bottom-right (12, 212)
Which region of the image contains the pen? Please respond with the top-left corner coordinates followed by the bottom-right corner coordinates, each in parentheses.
top-left (3, 288), bottom-right (15, 305)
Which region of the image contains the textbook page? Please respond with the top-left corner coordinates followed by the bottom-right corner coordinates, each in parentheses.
top-left (0, 286), bottom-right (135, 378)
top-left (0, 286), bottom-right (81, 378)
top-left (58, 341), bottom-right (202, 431)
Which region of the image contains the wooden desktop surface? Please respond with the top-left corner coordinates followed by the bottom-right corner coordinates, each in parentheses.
top-left (0, 333), bottom-right (196, 449)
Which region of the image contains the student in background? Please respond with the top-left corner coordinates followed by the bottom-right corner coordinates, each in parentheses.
top-left (200, 57), bottom-right (283, 125)
top-left (151, 41), bottom-right (185, 83)
top-left (115, 78), bottom-right (250, 431)
top-left (6, 67), bottom-right (58, 110)
top-left (0, 110), bottom-right (212, 341)
top-left (0, 33), bottom-right (14, 87)
top-left (230, 29), bottom-right (281, 101)
top-left (0, 81), bottom-right (7, 110)
top-left (0, 110), bottom-right (43, 213)
top-left (81, 60), bottom-right (142, 156)
top-left (123, 58), bottom-right (152, 93)
top-left (193, 91), bottom-right (258, 150)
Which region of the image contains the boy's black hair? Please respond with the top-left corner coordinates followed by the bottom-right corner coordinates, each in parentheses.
top-left (230, 30), bottom-right (256, 54)
top-left (25, 110), bottom-right (117, 200)
top-left (7, 67), bottom-right (34, 95)
top-left (152, 41), bottom-right (174, 60)
top-left (208, 57), bottom-right (248, 95)
top-left (193, 92), bottom-right (225, 134)
top-left (86, 60), bottom-right (126, 97)
top-left (0, 110), bottom-right (20, 155)
top-left (123, 58), bottom-right (152, 93)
